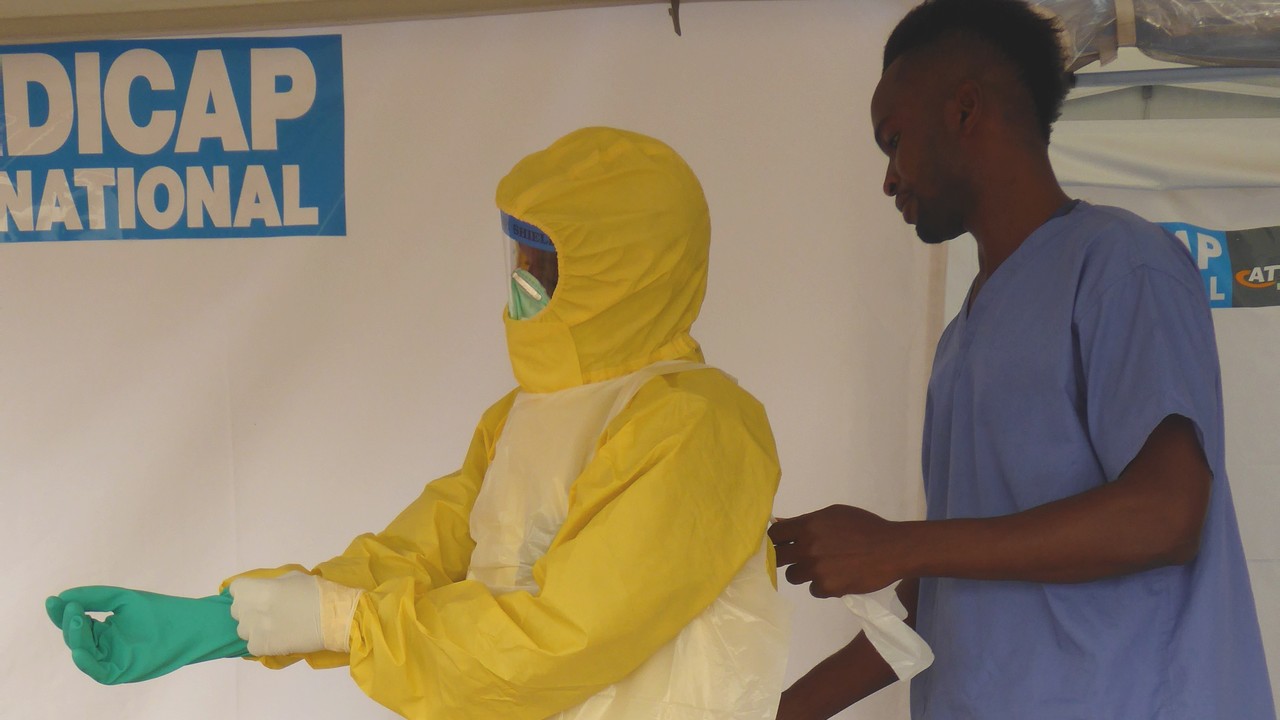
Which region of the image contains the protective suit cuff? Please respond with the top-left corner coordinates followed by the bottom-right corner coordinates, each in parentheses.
top-left (842, 583), bottom-right (934, 681)
top-left (218, 563), bottom-right (312, 594)
top-left (317, 577), bottom-right (363, 653)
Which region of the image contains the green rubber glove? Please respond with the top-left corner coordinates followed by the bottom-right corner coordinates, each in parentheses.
top-left (46, 586), bottom-right (250, 685)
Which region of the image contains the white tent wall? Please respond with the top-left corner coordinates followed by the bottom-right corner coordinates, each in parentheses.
top-left (4, 2), bottom-right (945, 719)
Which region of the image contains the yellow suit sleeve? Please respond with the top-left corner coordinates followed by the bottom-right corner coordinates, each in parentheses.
top-left (224, 391), bottom-right (515, 670)
top-left (346, 369), bottom-right (781, 720)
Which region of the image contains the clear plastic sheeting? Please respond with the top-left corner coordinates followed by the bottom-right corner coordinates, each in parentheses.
top-left (1033, 0), bottom-right (1116, 70)
top-left (1033, 0), bottom-right (1280, 70)
top-left (1137, 0), bottom-right (1280, 67)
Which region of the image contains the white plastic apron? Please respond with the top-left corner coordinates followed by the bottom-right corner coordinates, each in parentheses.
top-left (467, 361), bottom-right (790, 720)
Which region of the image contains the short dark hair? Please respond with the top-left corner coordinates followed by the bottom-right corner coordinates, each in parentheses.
top-left (883, 0), bottom-right (1074, 142)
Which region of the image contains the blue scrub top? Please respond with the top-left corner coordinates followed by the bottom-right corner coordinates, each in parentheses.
top-left (913, 202), bottom-right (1275, 719)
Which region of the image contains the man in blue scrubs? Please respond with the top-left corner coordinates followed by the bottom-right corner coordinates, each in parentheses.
top-left (769, 0), bottom-right (1276, 718)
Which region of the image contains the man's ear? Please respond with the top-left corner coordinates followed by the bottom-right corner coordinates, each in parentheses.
top-left (953, 79), bottom-right (981, 134)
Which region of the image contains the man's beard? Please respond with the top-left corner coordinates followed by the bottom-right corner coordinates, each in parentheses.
top-left (914, 205), bottom-right (965, 245)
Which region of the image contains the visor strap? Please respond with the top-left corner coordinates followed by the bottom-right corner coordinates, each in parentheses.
top-left (502, 212), bottom-right (556, 253)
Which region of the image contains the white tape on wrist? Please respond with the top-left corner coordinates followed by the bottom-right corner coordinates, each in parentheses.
top-left (317, 577), bottom-right (363, 653)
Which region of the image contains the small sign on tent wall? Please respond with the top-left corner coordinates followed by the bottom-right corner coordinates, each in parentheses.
top-left (0, 34), bottom-right (345, 242)
top-left (1164, 222), bottom-right (1280, 308)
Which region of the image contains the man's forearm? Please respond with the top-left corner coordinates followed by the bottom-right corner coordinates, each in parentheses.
top-left (776, 633), bottom-right (896, 720)
top-left (900, 417), bottom-right (1210, 584)
top-left (775, 579), bottom-right (918, 720)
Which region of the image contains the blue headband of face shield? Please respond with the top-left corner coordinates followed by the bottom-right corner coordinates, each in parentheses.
top-left (502, 212), bottom-right (556, 253)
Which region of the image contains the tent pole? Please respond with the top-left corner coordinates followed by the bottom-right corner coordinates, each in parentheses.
top-left (1076, 66), bottom-right (1280, 88)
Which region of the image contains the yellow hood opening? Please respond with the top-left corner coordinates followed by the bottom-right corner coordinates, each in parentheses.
top-left (496, 127), bottom-right (710, 393)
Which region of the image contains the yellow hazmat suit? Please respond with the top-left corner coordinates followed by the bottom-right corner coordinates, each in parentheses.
top-left (231, 127), bottom-right (788, 719)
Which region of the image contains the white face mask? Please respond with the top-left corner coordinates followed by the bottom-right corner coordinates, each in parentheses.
top-left (509, 268), bottom-right (550, 320)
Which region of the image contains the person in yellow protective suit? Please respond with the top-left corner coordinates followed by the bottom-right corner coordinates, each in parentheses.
top-left (48, 125), bottom-right (788, 716)
top-left (227, 127), bottom-right (790, 719)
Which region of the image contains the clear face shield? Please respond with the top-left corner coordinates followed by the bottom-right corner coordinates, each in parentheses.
top-left (503, 212), bottom-right (558, 320)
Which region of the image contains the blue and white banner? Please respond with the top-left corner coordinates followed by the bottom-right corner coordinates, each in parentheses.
top-left (1163, 222), bottom-right (1280, 308)
top-left (0, 35), bottom-right (345, 242)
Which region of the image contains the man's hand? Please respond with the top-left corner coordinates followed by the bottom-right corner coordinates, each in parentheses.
top-left (772, 416), bottom-right (1211, 597)
top-left (769, 506), bottom-right (910, 597)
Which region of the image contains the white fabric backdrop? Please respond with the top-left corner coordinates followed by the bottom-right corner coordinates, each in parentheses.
top-left (4, 2), bottom-right (944, 719)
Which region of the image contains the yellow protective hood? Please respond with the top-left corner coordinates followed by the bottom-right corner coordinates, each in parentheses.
top-left (496, 127), bottom-right (710, 393)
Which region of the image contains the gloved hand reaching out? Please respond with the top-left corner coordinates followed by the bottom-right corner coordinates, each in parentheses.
top-left (48, 572), bottom-right (362, 686)
top-left (45, 586), bottom-right (250, 685)
top-left (228, 571), bottom-right (363, 656)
